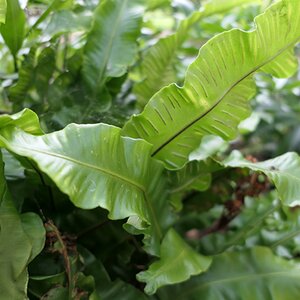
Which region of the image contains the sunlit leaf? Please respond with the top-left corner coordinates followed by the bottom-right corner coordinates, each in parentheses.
top-left (123, 0), bottom-right (300, 170)
top-left (134, 0), bottom-right (261, 107)
top-left (0, 121), bottom-right (170, 255)
top-left (0, 108), bottom-right (43, 135)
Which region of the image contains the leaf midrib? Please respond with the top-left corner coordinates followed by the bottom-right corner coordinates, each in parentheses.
top-left (176, 270), bottom-right (300, 298)
top-left (12, 144), bottom-right (146, 193)
top-left (151, 35), bottom-right (300, 157)
top-left (10, 143), bottom-right (163, 240)
top-left (92, 0), bottom-right (128, 94)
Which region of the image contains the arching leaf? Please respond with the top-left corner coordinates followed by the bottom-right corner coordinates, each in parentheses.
top-left (137, 228), bottom-right (212, 295)
top-left (0, 122), bottom-right (170, 255)
top-left (160, 247), bottom-right (300, 300)
top-left (222, 150), bottom-right (300, 206)
top-left (0, 108), bottom-right (43, 135)
top-left (134, 0), bottom-right (261, 107)
top-left (123, 0), bottom-right (300, 170)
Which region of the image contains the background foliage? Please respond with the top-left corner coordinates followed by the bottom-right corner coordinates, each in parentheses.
top-left (0, 0), bottom-right (300, 299)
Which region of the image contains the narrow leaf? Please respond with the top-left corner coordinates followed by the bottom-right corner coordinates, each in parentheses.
top-left (82, 0), bottom-right (144, 101)
top-left (0, 0), bottom-right (26, 57)
top-left (123, 0), bottom-right (300, 169)
top-left (137, 228), bottom-right (212, 295)
top-left (161, 247), bottom-right (300, 300)
top-left (222, 150), bottom-right (300, 206)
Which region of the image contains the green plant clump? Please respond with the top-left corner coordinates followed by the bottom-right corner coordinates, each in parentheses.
top-left (0, 0), bottom-right (300, 299)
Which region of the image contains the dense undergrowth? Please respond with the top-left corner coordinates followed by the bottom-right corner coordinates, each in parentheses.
top-left (0, 0), bottom-right (300, 299)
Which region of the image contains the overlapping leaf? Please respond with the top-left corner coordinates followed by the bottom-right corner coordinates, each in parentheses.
top-left (0, 119), bottom-right (170, 255)
top-left (222, 150), bottom-right (300, 206)
top-left (134, 0), bottom-right (261, 107)
top-left (160, 247), bottom-right (300, 300)
top-left (123, 0), bottom-right (300, 169)
top-left (82, 0), bottom-right (144, 104)
top-left (0, 153), bottom-right (45, 300)
top-left (137, 228), bottom-right (212, 295)
top-left (168, 160), bottom-right (215, 194)
top-left (0, 108), bottom-right (43, 135)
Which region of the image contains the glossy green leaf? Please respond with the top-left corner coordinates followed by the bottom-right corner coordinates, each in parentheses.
top-left (123, 0), bottom-right (300, 170)
top-left (0, 0), bottom-right (26, 57)
top-left (82, 0), bottom-right (144, 102)
top-left (137, 228), bottom-right (212, 295)
top-left (0, 153), bottom-right (45, 300)
top-left (223, 150), bottom-right (300, 206)
top-left (0, 108), bottom-right (43, 135)
top-left (134, 0), bottom-right (261, 107)
top-left (0, 0), bottom-right (6, 23)
top-left (160, 247), bottom-right (300, 300)
top-left (0, 122), bottom-right (170, 255)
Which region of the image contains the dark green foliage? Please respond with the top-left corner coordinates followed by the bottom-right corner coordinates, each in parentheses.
top-left (0, 0), bottom-right (300, 299)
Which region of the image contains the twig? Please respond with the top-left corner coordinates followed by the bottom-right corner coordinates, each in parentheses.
top-left (45, 220), bottom-right (75, 299)
top-left (186, 165), bottom-right (270, 240)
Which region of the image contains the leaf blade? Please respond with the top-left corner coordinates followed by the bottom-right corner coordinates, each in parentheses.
top-left (123, 0), bottom-right (300, 169)
top-left (161, 247), bottom-right (300, 300)
top-left (0, 0), bottom-right (26, 57)
top-left (137, 228), bottom-right (212, 295)
top-left (134, 0), bottom-right (261, 107)
top-left (223, 150), bottom-right (300, 206)
top-left (0, 121), bottom-right (170, 255)
top-left (82, 0), bottom-right (144, 101)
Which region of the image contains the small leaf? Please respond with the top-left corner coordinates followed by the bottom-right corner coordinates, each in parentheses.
top-left (137, 228), bottom-right (212, 295)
